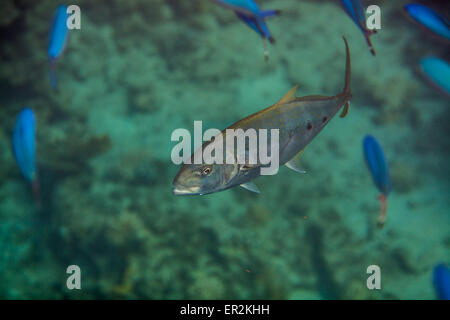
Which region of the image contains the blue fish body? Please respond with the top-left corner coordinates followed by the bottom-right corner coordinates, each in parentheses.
top-left (48, 5), bottom-right (69, 59)
top-left (48, 5), bottom-right (69, 89)
top-left (363, 135), bottom-right (390, 196)
top-left (12, 108), bottom-right (36, 182)
top-left (404, 4), bottom-right (450, 41)
top-left (340, 0), bottom-right (376, 55)
top-left (419, 57), bottom-right (450, 95)
top-left (433, 264), bottom-right (450, 300)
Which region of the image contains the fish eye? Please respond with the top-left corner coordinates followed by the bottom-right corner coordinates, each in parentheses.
top-left (201, 167), bottom-right (212, 176)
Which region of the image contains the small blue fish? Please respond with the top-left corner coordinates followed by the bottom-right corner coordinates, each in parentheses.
top-left (48, 5), bottom-right (69, 89)
top-left (211, 0), bottom-right (280, 60)
top-left (13, 108), bottom-right (36, 182)
top-left (212, 0), bottom-right (276, 17)
top-left (340, 0), bottom-right (376, 55)
top-left (419, 57), bottom-right (450, 96)
top-left (12, 108), bottom-right (40, 201)
top-left (363, 135), bottom-right (390, 227)
top-left (433, 264), bottom-right (450, 300)
top-left (403, 4), bottom-right (450, 41)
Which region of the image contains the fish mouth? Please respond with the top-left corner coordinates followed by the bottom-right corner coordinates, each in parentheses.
top-left (173, 185), bottom-right (201, 196)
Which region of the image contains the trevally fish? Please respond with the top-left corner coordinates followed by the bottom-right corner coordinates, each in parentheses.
top-left (12, 107), bottom-right (40, 201)
top-left (48, 5), bottom-right (69, 89)
top-left (211, 0), bottom-right (280, 60)
top-left (403, 4), bottom-right (450, 41)
top-left (340, 0), bottom-right (377, 55)
top-left (362, 135), bottom-right (391, 228)
top-left (173, 37), bottom-right (352, 196)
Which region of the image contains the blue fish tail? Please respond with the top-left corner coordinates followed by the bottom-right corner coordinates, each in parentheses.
top-left (257, 9), bottom-right (281, 19)
top-left (340, 0), bottom-right (377, 55)
top-left (32, 178), bottom-right (41, 206)
top-left (49, 59), bottom-right (58, 90)
top-left (256, 17), bottom-right (275, 43)
top-left (364, 32), bottom-right (376, 56)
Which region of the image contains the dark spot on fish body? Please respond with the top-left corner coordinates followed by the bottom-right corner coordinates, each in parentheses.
top-left (322, 116), bottom-right (328, 123)
top-left (307, 122), bottom-right (312, 130)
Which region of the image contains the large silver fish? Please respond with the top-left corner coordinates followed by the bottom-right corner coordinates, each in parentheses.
top-left (173, 37), bottom-right (352, 196)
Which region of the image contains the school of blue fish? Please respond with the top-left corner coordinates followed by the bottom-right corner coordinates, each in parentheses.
top-left (9, 0), bottom-right (450, 300)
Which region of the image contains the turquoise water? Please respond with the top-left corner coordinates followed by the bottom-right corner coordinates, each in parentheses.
top-left (0, 0), bottom-right (449, 299)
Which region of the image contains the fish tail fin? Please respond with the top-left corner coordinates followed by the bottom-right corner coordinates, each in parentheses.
top-left (263, 38), bottom-right (269, 61)
top-left (377, 194), bottom-right (387, 228)
top-left (338, 36), bottom-right (351, 118)
top-left (258, 9), bottom-right (281, 19)
top-left (49, 59), bottom-right (58, 90)
top-left (364, 32), bottom-right (376, 56)
top-left (31, 178), bottom-right (41, 206)
top-left (255, 17), bottom-right (275, 44)
top-left (342, 36), bottom-right (351, 98)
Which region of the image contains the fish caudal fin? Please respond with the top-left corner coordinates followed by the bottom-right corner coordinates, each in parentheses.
top-left (31, 178), bottom-right (41, 207)
top-left (49, 59), bottom-right (58, 90)
top-left (263, 38), bottom-right (269, 61)
top-left (342, 36), bottom-right (351, 98)
top-left (377, 194), bottom-right (387, 228)
top-left (338, 36), bottom-right (352, 118)
top-left (364, 31), bottom-right (376, 56)
top-left (258, 9), bottom-right (281, 19)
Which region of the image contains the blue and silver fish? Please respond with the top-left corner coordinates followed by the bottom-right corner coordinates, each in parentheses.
top-left (433, 264), bottom-right (450, 300)
top-left (12, 107), bottom-right (39, 201)
top-left (48, 5), bottom-right (69, 89)
top-left (403, 4), bottom-right (450, 41)
top-left (340, 0), bottom-right (376, 55)
top-left (211, 0), bottom-right (280, 59)
top-left (363, 135), bottom-right (390, 227)
top-left (419, 57), bottom-right (450, 96)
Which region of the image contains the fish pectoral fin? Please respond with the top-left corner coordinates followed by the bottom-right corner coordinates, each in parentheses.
top-left (285, 149), bottom-right (306, 173)
top-left (276, 84), bottom-right (299, 105)
top-left (240, 182), bottom-right (260, 194)
top-left (340, 102), bottom-right (350, 118)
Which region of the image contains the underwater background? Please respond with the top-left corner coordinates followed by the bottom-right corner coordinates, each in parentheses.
top-left (0, 0), bottom-right (449, 299)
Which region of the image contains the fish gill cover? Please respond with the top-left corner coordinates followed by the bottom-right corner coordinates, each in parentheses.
top-left (0, 0), bottom-right (448, 300)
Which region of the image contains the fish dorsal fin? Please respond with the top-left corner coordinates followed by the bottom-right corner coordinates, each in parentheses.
top-left (240, 182), bottom-right (260, 194)
top-left (340, 101), bottom-right (350, 118)
top-left (276, 84), bottom-right (298, 105)
top-left (285, 149), bottom-right (306, 173)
